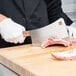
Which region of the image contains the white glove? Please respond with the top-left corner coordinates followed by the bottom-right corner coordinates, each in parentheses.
top-left (67, 26), bottom-right (76, 38)
top-left (0, 18), bottom-right (26, 44)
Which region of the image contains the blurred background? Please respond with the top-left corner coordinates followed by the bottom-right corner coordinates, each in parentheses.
top-left (62, 0), bottom-right (76, 27)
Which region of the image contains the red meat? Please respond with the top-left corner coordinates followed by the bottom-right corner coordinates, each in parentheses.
top-left (51, 48), bottom-right (76, 60)
top-left (41, 36), bottom-right (76, 48)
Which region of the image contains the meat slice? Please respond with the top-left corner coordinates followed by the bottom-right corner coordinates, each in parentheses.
top-left (68, 37), bottom-right (76, 44)
top-left (41, 37), bottom-right (70, 48)
top-left (41, 36), bottom-right (76, 60)
top-left (51, 48), bottom-right (76, 60)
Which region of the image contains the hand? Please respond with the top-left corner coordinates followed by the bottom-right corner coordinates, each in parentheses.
top-left (0, 18), bottom-right (26, 44)
top-left (67, 26), bottom-right (76, 38)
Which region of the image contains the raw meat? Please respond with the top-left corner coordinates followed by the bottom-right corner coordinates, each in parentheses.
top-left (51, 48), bottom-right (76, 60)
top-left (41, 36), bottom-right (76, 48)
top-left (68, 37), bottom-right (76, 44)
top-left (41, 37), bottom-right (70, 48)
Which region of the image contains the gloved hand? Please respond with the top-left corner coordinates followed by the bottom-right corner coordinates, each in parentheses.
top-left (67, 26), bottom-right (76, 38)
top-left (0, 18), bottom-right (26, 44)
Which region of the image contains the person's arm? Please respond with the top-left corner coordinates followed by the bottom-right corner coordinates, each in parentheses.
top-left (0, 14), bottom-right (8, 22)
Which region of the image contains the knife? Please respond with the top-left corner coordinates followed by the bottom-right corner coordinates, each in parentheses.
top-left (29, 18), bottom-right (69, 46)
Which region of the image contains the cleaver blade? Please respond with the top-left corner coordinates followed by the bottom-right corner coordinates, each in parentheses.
top-left (30, 18), bottom-right (69, 46)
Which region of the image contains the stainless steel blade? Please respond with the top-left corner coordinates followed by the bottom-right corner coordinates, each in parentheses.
top-left (30, 18), bottom-right (69, 46)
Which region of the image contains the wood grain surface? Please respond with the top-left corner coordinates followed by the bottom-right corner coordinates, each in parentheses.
top-left (0, 44), bottom-right (76, 76)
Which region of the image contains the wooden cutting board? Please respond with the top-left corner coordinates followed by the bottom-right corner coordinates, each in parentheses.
top-left (0, 44), bottom-right (76, 76)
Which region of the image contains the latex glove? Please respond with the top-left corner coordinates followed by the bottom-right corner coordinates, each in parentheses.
top-left (67, 26), bottom-right (76, 38)
top-left (0, 18), bottom-right (26, 44)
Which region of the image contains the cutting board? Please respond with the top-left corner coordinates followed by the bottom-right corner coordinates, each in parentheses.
top-left (0, 44), bottom-right (76, 76)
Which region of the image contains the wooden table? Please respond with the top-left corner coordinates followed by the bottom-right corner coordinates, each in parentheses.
top-left (0, 44), bottom-right (76, 76)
